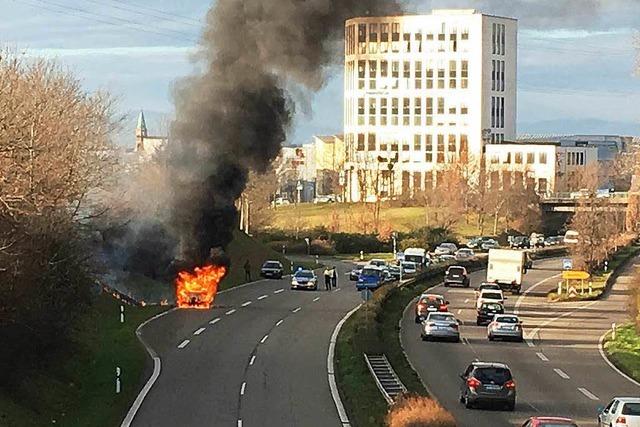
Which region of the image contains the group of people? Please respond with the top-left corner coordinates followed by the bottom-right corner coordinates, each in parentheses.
top-left (323, 266), bottom-right (338, 291)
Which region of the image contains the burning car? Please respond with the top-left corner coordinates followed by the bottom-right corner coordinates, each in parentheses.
top-left (176, 264), bottom-right (227, 309)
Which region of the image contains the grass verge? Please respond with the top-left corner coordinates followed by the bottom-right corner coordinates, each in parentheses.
top-left (0, 294), bottom-right (166, 427)
top-left (603, 324), bottom-right (640, 382)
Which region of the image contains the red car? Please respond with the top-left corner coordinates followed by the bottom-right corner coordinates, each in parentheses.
top-left (521, 417), bottom-right (578, 427)
top-left (414, 294), bottom-right (449, 323)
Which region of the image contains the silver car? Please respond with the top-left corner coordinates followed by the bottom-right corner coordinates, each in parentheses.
top-left (488, 314), bottom-right (524, 342)
top-left (421, 312), bottom-right (460, 342)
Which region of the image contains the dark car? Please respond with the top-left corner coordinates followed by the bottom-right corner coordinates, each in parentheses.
top-left (459, 361), bottom-right (516, 411)
top-left (260, 260), bottom-right (284, 279)
top-left (521, 417), bottom-right (577, 427)
top-left (388, 265), bottom-right (401, 281)
top-left (510, 236), bottom-right (530, 249)
top-left (476, 302), bottom-right (504, 326)
top-left (444, 266), bottom-right (470, 288)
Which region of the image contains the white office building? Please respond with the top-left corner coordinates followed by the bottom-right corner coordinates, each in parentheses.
top-left (343, 9), bottom-right (517, 202)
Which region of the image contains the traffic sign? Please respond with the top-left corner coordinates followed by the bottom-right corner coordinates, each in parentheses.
top-left (361, 289), bottom-right (373, 302)
top-left (562, 259), bottom-right (573, 270)
top-left (562, 270), bottom-right (590, 280)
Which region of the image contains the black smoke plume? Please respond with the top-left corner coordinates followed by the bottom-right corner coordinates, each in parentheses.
top-left (168, 0), bottom-right (402, 267)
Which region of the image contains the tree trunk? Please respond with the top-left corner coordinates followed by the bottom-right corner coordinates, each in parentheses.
top-left (493, 212), bottom-right (499, 235)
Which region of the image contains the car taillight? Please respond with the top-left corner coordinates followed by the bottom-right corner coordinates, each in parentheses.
top-left (616, 416), bottom-right (627, 424)
top-left (426, 322), bottom-right (436, 327)
top-left (439, 304), bottom-right (448, 311)
top-left (467, 377), bottom-right (481, 390)
top-left (450, 323), bottom-right (458, 329)
top-left (504, 380), bottom-right (516, 390)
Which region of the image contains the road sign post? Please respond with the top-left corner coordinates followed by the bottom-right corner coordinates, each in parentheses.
top-left (360, 289), bottom-right (373, 302)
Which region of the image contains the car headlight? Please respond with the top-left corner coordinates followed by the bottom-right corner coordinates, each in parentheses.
top-left (291, 279), bottom-right (298, 285)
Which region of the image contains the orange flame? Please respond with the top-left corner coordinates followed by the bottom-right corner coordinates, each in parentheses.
top-left (176, 264), bottom-right (227, 309)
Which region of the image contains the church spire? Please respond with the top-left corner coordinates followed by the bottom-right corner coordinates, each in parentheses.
top-left (136, 110), bottom-right (148, 138)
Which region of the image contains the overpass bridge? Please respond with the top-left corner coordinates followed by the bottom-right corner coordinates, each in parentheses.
top-left (540, 192), bottom-right (630, 212)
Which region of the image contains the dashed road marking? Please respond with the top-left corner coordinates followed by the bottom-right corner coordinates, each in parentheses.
top-left (258, 295), bottom-right (268, 300)
top-left (193, 327), bottom-right (206, 336)
top-left (240, 382), bottom-right (246, 395)
top-left (274, 288), bottom-right (284, 294)
top-left (333, 288), bottom-right (341, 292)
top-left (457, 309), bottom-right (462, 314)
top-left (177, 340), bottom-right (190, 349)
top-left (526, 338), bottom-right (535, 347)
top-left (260, 334), bottom-right (269, 344)
top-left (209, 318), bottom-right (220, 325)
top-left (578, 387), bottom-right (599, 401)
top-left (292, 307), bottom-right (301, 313)
top-left (313, 297), bottom-right (320, 302)
top-left (554, 368), bottom-right (570, 379)
top-left (276, 319), bottom-right (284, 327)
top-left (226, 309), bottom-right (236, 315)
top-left (237, 420), bottom-right (242, 427)
top-left (249, 355), bottom-right (256, 365)
top-left (464, 298), bottom-right (470, 303)
top-left (241, 301), bottom-right (252, 307)
top-left (536, 352), bottom-right (549, 362)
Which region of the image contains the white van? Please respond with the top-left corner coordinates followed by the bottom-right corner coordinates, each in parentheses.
top-left (563, 230), bottom-right (579, 245)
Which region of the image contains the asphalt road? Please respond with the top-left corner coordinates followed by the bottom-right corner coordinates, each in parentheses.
top-left (129, 260), bottom-right (359, 427)
top-left (401, 257), bottom-right (640, 427)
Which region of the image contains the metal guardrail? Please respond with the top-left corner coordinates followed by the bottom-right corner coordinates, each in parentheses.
top-left (364, 354), bottom-right (407, 404)
top-left (541, 192), bottom-right (629, 202)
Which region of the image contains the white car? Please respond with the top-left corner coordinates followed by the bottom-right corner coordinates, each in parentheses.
top-left (599, 397), bottom-right (640, 427)
top-left (487, 314), bottom-right (523, 342)
top-left (455, 248), bottom-right (475, 261)
top-left (401, 261), bottom-right (418, 276)
top-left (476, 289), bottom-right (505, 309)
top-left (368, 259), bottom-right (387, 268)
top-left (434, 243), bottom-right (458, 256)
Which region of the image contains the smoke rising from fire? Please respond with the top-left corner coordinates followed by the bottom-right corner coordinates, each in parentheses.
top-left (167, 0), bottom-right (402, 266)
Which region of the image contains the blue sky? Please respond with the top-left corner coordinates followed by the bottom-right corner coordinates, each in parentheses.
top-left (1, 0), bottom-right (638, 147)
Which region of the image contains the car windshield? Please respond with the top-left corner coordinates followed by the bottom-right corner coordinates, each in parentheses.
top-left (448, 267), bottom-right (464, 275)
top-left (473, 367), bottom-right (512, 384)
top-left (295, 271), bottom-right (313, 278)
top-left (263, 262), bottom-right (281, 268)
top-left (402, 262), bottom-right (415, 268)
top-left (496, 316), bottom-right (518, 323)
top-left (483, 292), bottom-right (502, 300)
top-left (420, 296), bottom-right (443, 306)
top-left (361, 268), bottom-right (380, 276)
top-left (428, 314), bottom-right (453, 321)
top-left (622, 403), bottom-right (640, 415)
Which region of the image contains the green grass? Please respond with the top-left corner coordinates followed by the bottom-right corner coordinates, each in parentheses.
top-left (0, 294), bottom-right (166, 427)
top-left (269, 203), bottom-right (503, 237)
top-left (604, 324), bottom-right (640, 382)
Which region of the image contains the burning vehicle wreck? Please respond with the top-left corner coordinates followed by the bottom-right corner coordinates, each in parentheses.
top-left (176, 264), bottom-right (227, 309)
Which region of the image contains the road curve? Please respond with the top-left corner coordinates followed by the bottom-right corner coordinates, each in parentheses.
top-left (401, 257), bottom-right (640, 427)
top-left (128, 261), bottom-right (359, 427)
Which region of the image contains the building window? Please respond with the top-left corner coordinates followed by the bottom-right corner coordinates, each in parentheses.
top-left (358, 98), bottom-right (365, 125)
top-left (490, 154), bottom-right (499, 164)
top-left (437, 97), bottom-right (444, 115)
top-left (403, 98), bottom-right (410, 126)
top-left (501, 24), bottom-right (506, 55)
top-left (491, 60), bottom-right (496, 91)
top-left (425, 171), bottom-right (433, 189)
top-left (402, 142), bottom-right (410, 151)
top-left (368, 97), bottom-right (376, 125)
top-left (449, 60), bottom-right (457, 88)
top-left (369, 24), bottom-right (378, 53)
top-left (461, 61), bottom-right (468, 88)
top-left (392, 61), bottom-right (399, 89)
top-left (500, 61), bottom-right (505, 91)
top-left (450, 31), bottom-right (457, 52)
top-left (426, 98), bottom-right (433, 125)
top-left (526, 152), bottom-right (534, 164)
top-left (426, 32), bottom-right (434, 41)
top-left (414, 97), bottom-right (422, 126)
top-left (367, 133), bottom-right (376, 151)
top-left (415, 61), bottom-right (422, 89)
top-left (415, 32), bottom-right (423, 53)
top-left (358, 60), bottom-right (365, 90)
top-left (461, 104), bottom-right (468, 115)
top-left (437, 66), bottom-right (445, 88)
top-left (380, 23), bottom-right (389, 53)
top-left (391, 98), bottom-right (399, 126)
top-left (426, 67), bottom-right (434, 89)
top-left (538, 178), bottom-right (548, 194)
top-left (500, 97), bottom-right (505, 128)
top-left (460, 135), bottom-right (468, 162)
top-left (380, 98), bottom-right (388, 126)
top-left (491, 97), bottom-right (495, 128)
top-left (414, 134), bottom-right (421, 151)
top-left (515, 152), bottom-right (522, 164)
top-left (448, 134), bottom-right (456, 162)
top-left (492, 23), bottom-right (496, 54)
top-left (503, 152), bottom-right (511, 164)
top-left (403, 61), bottom-right (410, 89)
top-left (461, 28), bottom-right (469, 40)
top-left (403, 32), bottom-right (411, 52)
top-left (539, 152), bottom-right (547, 164)
top-left (369, 60), bottom-right (377, 89)
top-left (437, 135), bottom-right (445, 163)
top-left (357, 133), bottom-right (365, 151)
top-left (425, 135), bottom-right (433, 162)
top-left (449, 106), bottom-right (456, 114)
top-left (391, 22), bottom-right (400, 52)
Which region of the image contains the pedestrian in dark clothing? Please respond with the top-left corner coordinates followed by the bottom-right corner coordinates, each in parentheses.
top-left (244, 260), bottom-right (251, 282)
top-left (324, 267), bottom-right (331, 291)
top-left (331, 267), bottom-right (338, 288)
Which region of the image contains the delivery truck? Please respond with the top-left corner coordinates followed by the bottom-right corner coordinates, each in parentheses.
top-left (486, 249), bottom-right (531, 294)
top-left (403, 247), bottom-right (428, 268)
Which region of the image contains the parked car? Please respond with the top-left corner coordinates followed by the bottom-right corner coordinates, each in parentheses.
top-left (388, 265), bottom-right (401, 280)
top-left (415, 294), bottom-right (449, 323)
top-left (564, 230), bottom-right (580, 245)
top-left (444, 266), bottom-right (470, 288)
top-left (290, 269), bottom-right (317, 290)
top-left (420, 312), bottom-right (460, 342)
top-left (598, 397), bottom-right (640, 427)
top-left (368, 259), bottom-right (388, 268)
top-left (481, 239), bottom-right (500, 250)
top-left (476, 288), bottom-right (506, 309)
top-left (510, 236), bottom-right (530, 249)
top-left (488, 314), bottom-right (524, 342)
top-left (596, 188), bottom-right (614, 198)
top-left (349, 266), bottom-right (363, 281)
top-left (356, 266), bottom-right (384, 291)
top-left (274, 197), bottom-right (290, 206)
top-left (260, 260), bottom-right (284, 279)
top-left (466, 237), bottom-right (494, 249)
top-left (313, 194), bottom-right (336, 203)
top-left (459, 361), bottom-right (516, 410)
top-left (522, 417), bottom-right (577, 427)
top-left (544, 236), bottom-right (563, 246)
top-left (435, 243), bottom-right (458, 256)
top-left (438, 254), bottom-right (456, 262)
top-left (475, 282), bottom-right (502, 295)
top-left (455, 248), bottom-right (476, 261)
top-left (401, 261), bottom-right (418, 276)
top-left (476, 302), bottom-right (504, 326)
top-left (530, 233), bottom-right (545, 248)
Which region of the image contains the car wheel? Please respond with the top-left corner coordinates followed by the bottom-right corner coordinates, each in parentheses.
top-left (488, 334), bottom-right (494, 341)
top-left (444, 282), bottom-right (449, 287)
top-left (505, 401), bottom-right (515, 411)
top-left (415, 316), bottom-right (421, 324)
top-left (464, 395), bottom-right (474, 409)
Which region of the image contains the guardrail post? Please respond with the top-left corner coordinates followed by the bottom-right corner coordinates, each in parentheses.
top-left (588, 281), bottom-right (593, 295)
top-left (612, 322), bottom-right (617, 340)
top-left (116, 366), bottom-right (121, 394)
top-left (120, 305), bottom-right (125, 323)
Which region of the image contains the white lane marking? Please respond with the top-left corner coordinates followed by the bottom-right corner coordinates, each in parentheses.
top-left (226, 309), bottom-right (237, 315)
top-left (525, 300), bottom-right (599, 343)
top-left (274, 288), bottom-right (284, 294)
top-left (258, 295), bottom-right (268, 300)
top-left (598, 329), bottom-right (640, 387)
top-left (177, 339), bottom-right (190, 349)
top-left (292, 307), bottom-right (301, 313)
top-left (276, 319), bottom-right (284, 327)
top-left (209, 318), bottom-right (220, 325)
top-left (193, 327), bottom-right (206, 336)
top-left (457, 309), bottom-right (462, 315)
top-left (554, 368), bottom-right (570, 379)
top-left (237, 420), bottom-right (242, 427)
top-left (240, 382), bottom-right (246, 395)
top-left (526, 339), bottom-right (535, 348)
top-left (260, 334), bottom-right (269, 344)
top-left (464, 298), bottom-right (470, 303)
top-left (313, 297), bottom-right (320, 302)
top-left (536, 352), bottom-right (549, 362)
top-left (578, 387), bottom-right (599, 401)
top-left (241, 301), bottom-right (252, 307)
top-left (249, 355), bottom-right (256, 365)
top-left (514, 272), bottom-right (562, 315)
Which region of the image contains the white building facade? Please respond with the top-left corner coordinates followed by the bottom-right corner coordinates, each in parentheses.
top-left (343, 9), bottom-right (517, 202)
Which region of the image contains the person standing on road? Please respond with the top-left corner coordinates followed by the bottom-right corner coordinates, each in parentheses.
top-left (244, 260), bottom-right (251, 282)
top-left (331, 266), bottom-right (338, 288)
top-left (324, 267), bottom-right (331, 291)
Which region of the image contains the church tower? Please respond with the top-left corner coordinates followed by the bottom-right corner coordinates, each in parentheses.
top-left (135, 110), bottom-right (148, 152)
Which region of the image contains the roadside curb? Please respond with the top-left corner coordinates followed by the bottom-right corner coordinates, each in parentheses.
top-left (598, 329), bottom-right (640, 389)
top-left (328, 303), bottom-right (362, 427)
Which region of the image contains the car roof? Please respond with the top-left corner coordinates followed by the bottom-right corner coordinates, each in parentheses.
top-left (481, 289), bottom-right (503, 294)
top-left (495, 314), bottom-right (518, 319)
top-left (296, 269), bottom-right (313, 273)
top-left (471, 361), bottom-right (510, 369)
top-left (421, 293), bottom-right (444, 298)
top-left (614, 397), bottom-right (640, 403)
top-left (531, 417), bottom-right (575, 422)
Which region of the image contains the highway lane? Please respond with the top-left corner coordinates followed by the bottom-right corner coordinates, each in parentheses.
top-left (129, 260), bottom-right (359, 427)
top-left (401, 257), bottom-right (640, 427)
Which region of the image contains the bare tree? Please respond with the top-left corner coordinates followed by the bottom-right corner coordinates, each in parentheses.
top-left (244, 167), bottom-right (279, 231)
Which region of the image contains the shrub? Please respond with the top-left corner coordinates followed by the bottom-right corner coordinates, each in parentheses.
top-left (333, 233), bottom-right (391, 254)
top-left (310, 238), bottom-right (336, 255)
top-left (386, 394), bottom-right (456, 427)
top-left (399, 227), bottom-right (459, 251)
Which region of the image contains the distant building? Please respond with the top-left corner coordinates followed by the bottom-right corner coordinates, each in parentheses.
top-left (343, 9), bottom-right (518, 202)
top-left (313, 135), bottom-right (345, 195)
top-left (135, 110), bottom-right (168, 157)
top-left (518, 134), bottom-right (632, 163)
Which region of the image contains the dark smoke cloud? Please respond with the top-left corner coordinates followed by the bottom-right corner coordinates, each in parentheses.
top-left (407, 0), bottom-right (640, 29)
top-left (168, 0), bottom-right (402, 266)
